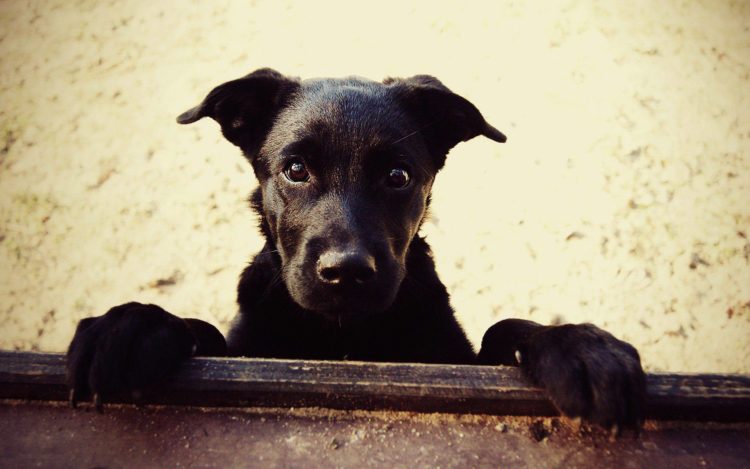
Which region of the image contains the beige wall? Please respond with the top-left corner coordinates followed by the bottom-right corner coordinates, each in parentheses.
top-left (1, 0), bottom-right (748, 372)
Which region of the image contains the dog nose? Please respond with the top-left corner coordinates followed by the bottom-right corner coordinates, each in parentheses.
top-left (317, 250), bottom-right (376, 285)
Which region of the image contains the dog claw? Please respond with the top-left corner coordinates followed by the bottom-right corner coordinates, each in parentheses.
top-left (68, 389), bottom-right (77, 409)
top-left (514, 350), bottom-right (522, 365)
top-left (93, 393), bottom-right (103, 413)
top-left (608, 424), bottom-right (620, 442)
top-left (570, 416), bottom-right (582, 433)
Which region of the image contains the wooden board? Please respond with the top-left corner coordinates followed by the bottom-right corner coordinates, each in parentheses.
top-left (1, 351), bottom-right (749, 421)
top-left (1, 400), bottom-right (749, 468)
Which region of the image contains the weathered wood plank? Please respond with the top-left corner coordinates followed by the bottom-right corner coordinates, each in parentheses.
top-left (3, 400), bottom-right (750, 469)
top-left (1, 351), bottom-right (749, 421)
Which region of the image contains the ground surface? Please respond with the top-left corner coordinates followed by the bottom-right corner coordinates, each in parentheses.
top-left (0, 1), bottom-right (749, 372)
top-left (2, 401), bottom-right (749, 468)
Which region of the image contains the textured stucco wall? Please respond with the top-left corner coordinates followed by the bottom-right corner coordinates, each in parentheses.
top-left (1, 0), bottom-right (748, 372)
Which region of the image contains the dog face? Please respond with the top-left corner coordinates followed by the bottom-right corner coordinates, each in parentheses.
top-left (253, 78), bottom-right (437, 316)
top-left (178, 69), bottom-right (505, 320)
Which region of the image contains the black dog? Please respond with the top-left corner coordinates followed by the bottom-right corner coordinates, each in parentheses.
top-left (67, 68), bottom-right (645, 432)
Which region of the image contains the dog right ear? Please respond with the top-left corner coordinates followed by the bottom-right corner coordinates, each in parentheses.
top-left (177, 68), bottom-right (299, 156)
top-left (384, 75), bottom-right (506, 169)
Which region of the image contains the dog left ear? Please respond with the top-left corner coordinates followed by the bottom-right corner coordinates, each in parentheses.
top-left (177, 68), bottom-right (300, 157)
top-left (385, 75), bottom-right (506, 168)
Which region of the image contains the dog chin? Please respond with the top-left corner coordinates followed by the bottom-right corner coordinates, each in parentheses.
top-left (289, 285), bottom-right (399, 321)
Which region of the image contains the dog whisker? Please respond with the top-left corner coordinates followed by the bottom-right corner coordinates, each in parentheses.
top-left (254, 248), bottom-right (281, 258)
top-left (389, 123), bottom-right (435, 147)
top-left (390, 129), bottom-right (421, 146)
top-left (256, 269), bottom-right (283, 305)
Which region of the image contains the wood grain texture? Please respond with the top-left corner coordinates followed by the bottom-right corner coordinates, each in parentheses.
top-left (1, 351), bottom-right (749, 421)
top-left (3, 401), bottom-right (750, 468)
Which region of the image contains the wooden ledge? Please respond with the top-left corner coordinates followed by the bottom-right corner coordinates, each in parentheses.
top-left (1, 351), bottom-right (749, 421)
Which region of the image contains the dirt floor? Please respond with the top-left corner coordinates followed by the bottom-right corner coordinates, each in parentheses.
top-left (0, 1), bottom-right (748, 373)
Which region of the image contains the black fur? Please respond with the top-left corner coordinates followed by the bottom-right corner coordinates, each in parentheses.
top-left (67, 68), bottom-right (645, 433)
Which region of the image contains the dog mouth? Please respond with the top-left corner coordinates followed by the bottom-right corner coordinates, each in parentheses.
top-left (283, 261), bottom-right (404, 320)
top-left (300, 282), bottom-right (400, 318)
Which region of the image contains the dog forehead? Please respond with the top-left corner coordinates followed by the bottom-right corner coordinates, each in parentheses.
top-left (279, 78), bottom-right (409, 143)
top-left (299, 76), bottom-right (390, 108)
top-left (256, 77), bottom-right (432, 178)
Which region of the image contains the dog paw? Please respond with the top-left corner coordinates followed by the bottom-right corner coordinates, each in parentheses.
top-left (518, 323), bottom-right (646, 433)
top-left (66, 302), bottom-right (197, 411)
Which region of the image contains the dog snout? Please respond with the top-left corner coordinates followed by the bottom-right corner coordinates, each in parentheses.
top-left (316, 249), bottom-right (377, 285)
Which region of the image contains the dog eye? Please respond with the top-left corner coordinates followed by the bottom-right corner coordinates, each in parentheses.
top-left (284, 160), bottom-right (310, 183)
top-left (386, 167), bottom-right (410, 189)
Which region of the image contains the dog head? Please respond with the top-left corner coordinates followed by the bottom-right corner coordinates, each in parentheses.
top-left (178, 68), bottom-right (505, 320)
